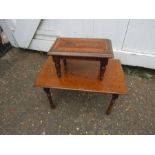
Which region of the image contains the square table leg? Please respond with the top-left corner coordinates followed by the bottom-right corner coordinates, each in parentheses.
top-left (43, 88), bottom-right (55, 109)
top-left (106, 94), bottom-right (119, 115)
top-left (52, 56), bottom-right (61, 78)
top-left (99, 58), bottom-right (108, 80)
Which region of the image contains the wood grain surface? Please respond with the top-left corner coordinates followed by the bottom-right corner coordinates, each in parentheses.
top-left (34, 57), bottom-right (128, 94)
top-left (48, 38), bottom-right (113, 58)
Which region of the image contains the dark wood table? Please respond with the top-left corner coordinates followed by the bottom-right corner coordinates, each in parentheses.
top-left (34, 57), bottom-right (128, 115)
top-left (48, 38), bottom-right (113, 80)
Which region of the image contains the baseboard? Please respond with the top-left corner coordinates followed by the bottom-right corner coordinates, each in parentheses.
top-left (114, 49), bottom-right (155, 69)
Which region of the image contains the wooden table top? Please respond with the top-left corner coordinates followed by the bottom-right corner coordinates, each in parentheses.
top-left (34, 57), bottom-right (128, 94)
top-left (48, 38), bottom-right (113, 58)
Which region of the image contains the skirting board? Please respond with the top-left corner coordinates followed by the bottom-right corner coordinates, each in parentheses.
top-left (28, 39), bottom-right (56, 52)
top-left (114, 50), bottom-right (155, 69)
top-left (28, 39), bottom-right (155, 69)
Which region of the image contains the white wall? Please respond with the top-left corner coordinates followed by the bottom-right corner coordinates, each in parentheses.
top-left (123, 20), bottom-right (155, 55)
top-left (1, 19), bottom-right (155, 69)
top-left (0, 19), bottom-right (41, 48)
top-left (33, 19), bottom-right (129, 50)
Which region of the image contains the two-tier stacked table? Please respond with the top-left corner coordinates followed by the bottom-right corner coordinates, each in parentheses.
top-left (34, 57), bottom-right (128, 114)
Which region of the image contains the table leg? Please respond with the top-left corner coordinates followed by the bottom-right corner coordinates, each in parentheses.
top-left (99, 58), bottom-right (108, 80)
top-left (43, 88), bottom-right (55, 109)
top-left (63, 58), bottom-right (67, 67)
top-left (63, 58), bottom-right (67, 72)
top-left (52, 56), bottom-right (61, 78)
top-left (106, 94), bottom-right (119, 115)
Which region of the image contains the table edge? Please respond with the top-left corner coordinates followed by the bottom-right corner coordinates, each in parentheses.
top-left (48, 51), bottom-right (113, 58)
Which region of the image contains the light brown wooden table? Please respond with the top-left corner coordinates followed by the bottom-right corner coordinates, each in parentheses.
top-left (34, 57), bottom-right (128, 115)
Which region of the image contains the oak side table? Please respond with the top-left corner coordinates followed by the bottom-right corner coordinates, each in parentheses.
top-left (48, 38), bottom-right (113, 80)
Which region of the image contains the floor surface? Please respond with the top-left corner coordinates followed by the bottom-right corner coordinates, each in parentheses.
top-left (0, 48), bottom-right (155, 134)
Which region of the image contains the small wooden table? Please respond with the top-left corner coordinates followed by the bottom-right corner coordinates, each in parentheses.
top-left (48, 38), bottom-right (113, 80)
top-left (34, 57), bottom-right (128, 115)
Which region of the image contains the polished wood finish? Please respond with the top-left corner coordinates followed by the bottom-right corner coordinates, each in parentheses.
top-left (35, 57), bottom-right (127, 94)
top-left (48, 38), bottom-right (113, 79)
top-left (49, 38), bottom-right (113, 57)
top-left (34, 57), bottom-right (128, 114)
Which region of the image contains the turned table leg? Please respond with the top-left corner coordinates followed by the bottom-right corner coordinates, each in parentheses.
top-left (106, 94), bottom-right (119, 115)
top-left (52, 56), bottom-right (61, 78)
top-left (63, 58), bottom-right (67, 72)
top-left (43, 88), bottom-right (55, 109)
top-left (99, 58), bottom-right (108, 80)
top-left (63, 58), bottom-right (67, 67)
